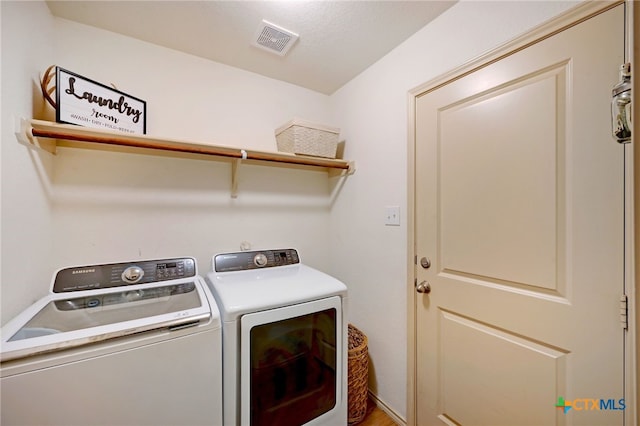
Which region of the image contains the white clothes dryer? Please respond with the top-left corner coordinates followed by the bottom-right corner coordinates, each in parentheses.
top-left (206, 248), bottom-right (348, 426)
top-left (1, 257), bottom-right (222, 426)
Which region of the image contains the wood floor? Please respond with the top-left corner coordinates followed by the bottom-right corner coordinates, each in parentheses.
top-left (352, 397), bottom-right (397, 426)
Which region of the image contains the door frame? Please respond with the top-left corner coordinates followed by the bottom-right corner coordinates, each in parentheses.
top-left (406, 1), bottom-right (636, 425)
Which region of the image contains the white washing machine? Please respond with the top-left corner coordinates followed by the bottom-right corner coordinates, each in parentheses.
top-left (1, 257), bottom-right (222, 426)
top-left (206, 248), bottom-right (348, 426)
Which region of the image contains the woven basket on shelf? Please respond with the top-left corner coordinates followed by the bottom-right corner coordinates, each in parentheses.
top-left (347, 324), bottom-right (369, 425)
top-left (275, 119), bottom-right (340, 159)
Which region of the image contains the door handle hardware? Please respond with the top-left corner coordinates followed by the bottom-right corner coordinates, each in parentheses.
top-left (416, 281), bottom-right (431, 294)
top-left (420, 257), bottom-right (431, 269)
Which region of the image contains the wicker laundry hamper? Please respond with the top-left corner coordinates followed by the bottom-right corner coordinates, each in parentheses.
top-left (347, 324), bottom-right (369, 424)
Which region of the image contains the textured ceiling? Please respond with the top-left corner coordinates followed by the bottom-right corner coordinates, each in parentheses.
top-left (46, 1), bottom-right (456, 94)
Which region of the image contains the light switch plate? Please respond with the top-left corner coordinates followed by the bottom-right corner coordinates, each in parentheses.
top-left (385, 206), bottom-right (400, 226)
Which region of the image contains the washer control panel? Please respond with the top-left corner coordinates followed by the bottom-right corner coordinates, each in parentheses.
top-left (214, 249), bottom-right (299, 272)
top-left (53, 257), bottom-right (196, 293)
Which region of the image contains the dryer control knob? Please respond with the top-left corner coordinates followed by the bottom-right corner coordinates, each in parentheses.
top-left (254, 253), bottom-right (268, 267)
top-left (122, 266), bottom-right (144, 283)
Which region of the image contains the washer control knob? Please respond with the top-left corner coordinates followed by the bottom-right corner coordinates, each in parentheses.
top-left (122, 266), bottom-right (144, 283)
top-left (254, 253), bottom-right (268, 267)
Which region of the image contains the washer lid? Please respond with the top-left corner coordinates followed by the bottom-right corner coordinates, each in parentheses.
top-left (1, 278), bottom-right (213, 362)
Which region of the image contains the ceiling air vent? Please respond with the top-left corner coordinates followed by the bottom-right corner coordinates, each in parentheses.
top-left (252, 20), bottom-right (299, 56)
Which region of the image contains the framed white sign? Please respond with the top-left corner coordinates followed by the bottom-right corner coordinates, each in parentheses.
top-left (56, 67), bottom-right (146, 135)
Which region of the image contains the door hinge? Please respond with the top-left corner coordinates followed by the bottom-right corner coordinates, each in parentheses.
top-left (620, 294), bottom-right (628, 330)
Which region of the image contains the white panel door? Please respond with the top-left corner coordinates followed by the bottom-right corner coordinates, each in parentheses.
top-left (414, 4), bottom-right (625, 425)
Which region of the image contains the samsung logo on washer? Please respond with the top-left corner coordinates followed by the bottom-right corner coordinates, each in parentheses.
top-left (71, 269), bottom-right (96, 275)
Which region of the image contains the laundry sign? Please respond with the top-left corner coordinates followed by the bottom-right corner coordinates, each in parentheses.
top-left (56, 67), bottom-right (146, 134)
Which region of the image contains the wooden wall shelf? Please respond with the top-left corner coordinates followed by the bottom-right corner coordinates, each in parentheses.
top-left (17, 119), bottom-right (355, 198)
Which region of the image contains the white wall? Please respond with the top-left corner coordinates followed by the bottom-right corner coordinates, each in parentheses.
top-left (2, 0), bottom-right (582, 422)
top-left (1, 1), bottom-right (56, 324)
top-left (48, 19), bottom-right (336, 274)
top-left (1, 6), bottom-right (335, 324)
top-left (328, 0), bottom-right (579, 420)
